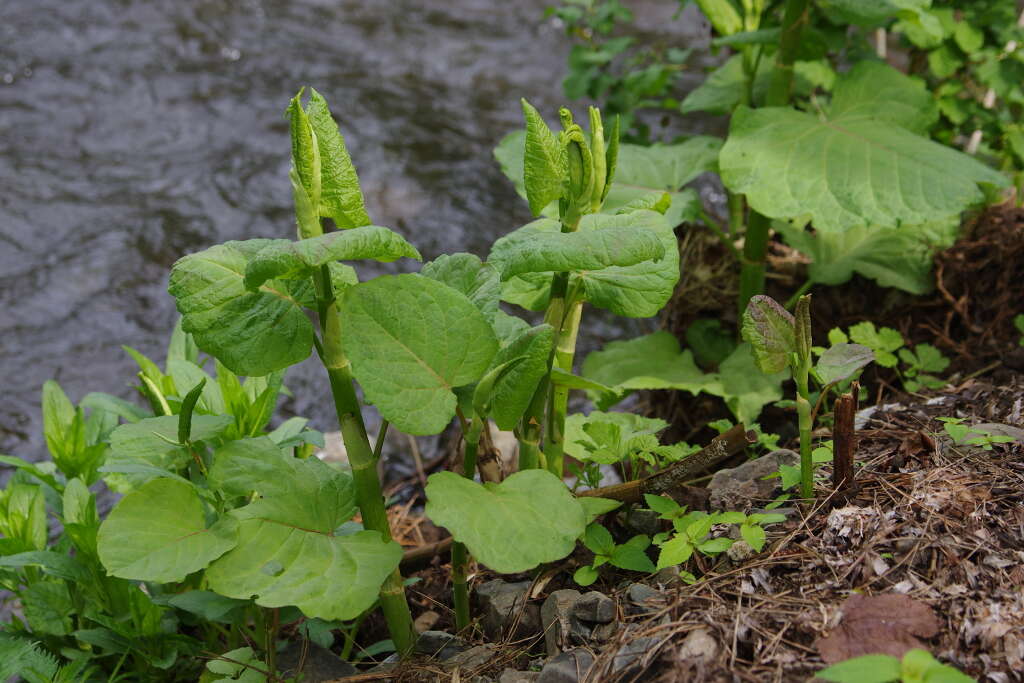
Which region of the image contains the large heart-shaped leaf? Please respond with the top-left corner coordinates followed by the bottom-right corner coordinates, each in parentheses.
top-left (243, 226), bottom-right (420, 290)
top-left (828, 61), bottom-right (938, 135)
top-left (97, 478), bottom-right (238, 583)
top-left (169, 240), bottom-right (315, 376)
top-left (339, 274), bottom-right (498, 435)
top-left (775, 217), bottom-right (959, 294)
top-left (205, 451), bottom-right (400, 620)
top-left (424, 470), bottom-right (585, 573)
top-left (720, 65), bottom-right (1007, 233)
top-left (421, 253), bottom-right (501, 323)
top-left (491, 211), bottom-right (679, 318)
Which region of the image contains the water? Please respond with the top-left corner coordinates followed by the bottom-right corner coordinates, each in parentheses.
top-left (0, 0), bottom-right (714, 462)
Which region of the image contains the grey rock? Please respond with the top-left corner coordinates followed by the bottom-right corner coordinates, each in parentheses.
top-left (499, 670), bottom-right (541, 683)
top-left (477, 579), bottom-right (540, 641)
top-left (443, 644), bottom-right (499, 672)
top-left (415, 630), bottom-right (468, 660)
top-left (709, 449), bottom-right (799, 509)
top-left (677, 627), bottom-right (718, 661)
top-left (590, 621), bottom-right (619, 642)
top-left (625, 583), bottom-right (664, 614)
top-left (541, 589), bottom-right (586, 656)
top-left (537, 648), bottom-right (595, 683)
top-left (654, 565), bottom-right (680, 586)
top-left (276, 642), bottom-right (356, 681)
top-left (572, 591), bottom-right (615, 623)
top-left (611, 636), bottom-right (662, 678)
top-left (622, 505), bottom-right (662, 536)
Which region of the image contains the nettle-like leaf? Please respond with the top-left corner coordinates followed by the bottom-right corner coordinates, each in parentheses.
top-left (520, 99), bottom-right (567, 216)
top-left (169, 240), bottom-right (314, 376)
top-left (775, 217), bottom-right (959, 294)
top-left (742, 295), bottom-right (796, 374)
top-left (424, 470), bottom-right (586, 573)
top-left (720, 64), bottom-right (1007, 233)
top-left (816, 344), bottom-right (875, 385)
top-left (563, 411), bottom-right (667, 462)
top-left (306, 88), bottom-right (372, 229)
top-left (97, 478), bottom-right (238, 583)
top-left (495, 129), bottom-right (717, 226)
top-left (491, 211), bottom-right (679, 318)
top-left (421, 253), bottom-right (501, 323)
top-left (243, 226), bottom-right (420, 289)
top-left (205, 446), bottom-right (401, 620)
top-left (848, 321), bottom-right (904, 368)
top-left (339, 274), bottom-right (498, 435)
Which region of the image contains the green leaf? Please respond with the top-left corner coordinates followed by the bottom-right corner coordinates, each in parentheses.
top-left (107, 415), bottom-right (232, 483)
top-left (41, 380), bottom-right (76, 463)
top-left (424, 470), bottom-right (586, 573)
top-left (816, 343), bottom-right (875, 385)
top-left (775, 217), bottom-right (959, 294)
top-left (491, 224), bottom-right (665, 281)
top-left (609, 543), bottom-right (656, 573)
top-left (307, 88), bottom-right (372, 229)
top-left (720, 100), bottom-right (1008, 233)
top-left (828, 61), bottom-right (938, 135)
top-left (97, 478), bottom-right (238, 582)
top-left (848, 322), bottom-right (904, 368)
top-left (573, 565), bottom-right (599, 586)
top-left (243, 226), bottom-right (419, 290)
top-left (484, 325), bottom-right (554, 430)
top-left (421, 253), bottom-right (500, 323)
top-left (685, 319), bottom-right (737, 368)
top-left (520, 99), bottom-right (566, 216)
top-left (816, 653), bottom-right (902, 683)
top-left (169, 240), bottom-right (315, 376)
top-left (693, 0), bottom-right (743, 36)
top-left (206, 455), bottom-right (401, 621)
top-left (740, 523), bottom-right (766, 552)
top-left (339, 274), bottom-right (498, 435)
top-left (655, 535), bottom-right (694, 569)
top-left (742, 295), bottom-right (796, 375)
top-left (695, 537), bottom-right (733, 555)
top-left (643, 494), bottom-right (682, 518)
top-left (287, 89), bottom-right (320, 209)
top-left (583, 523), bottom-right (615, 556)
top-left (900, 344), bottom-right (950, 374)
top-left (23, 581), bottom-right (74, 636)
top-left (681, 55), bottom-right (768, 116)
top-left (563, 411), bottom-right (667, 463)
top-left (167, 591), bottom-right (250, 623)
top-left (819, 0), bottom-right (931, 27)
top-left (717, 343), bottom-right (787, 425)
top-left (206, 646), bottom-right (265, 683)
top-left (578, 497), bottom-right (623, 525)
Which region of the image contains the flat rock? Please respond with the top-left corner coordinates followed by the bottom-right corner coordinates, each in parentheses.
top-left (572, 591), bottom-right (615, 623)
top-left (625, 583), bottom-right (664, 614)
top-left (443, 644), bottom-right (499, 672)
top-left (276, 641), bottom-right (356, 681)
top-left (611, 635), bottom-right (662, 678)
top-left (709, 449), bottom-right (799, 509)
top-left (499, 670), bottom-right (541, 683)
top-left (477, 579), bottom-right (540, 641)
top-left (415, 630), bottom-right (468, 660)
top-left (537, 648), bottom-right (595, 683)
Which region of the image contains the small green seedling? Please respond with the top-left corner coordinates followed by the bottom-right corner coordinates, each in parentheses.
top-left (573, 522), bottom-right (656, 586)
top-left (1014, 314), bottom-right (1024, 346)
top-left (743, 295), bottom-right (874, 498)
top-left (817, 648), bottom-right (974, 683)
top-left (829, 323), bottom-right (950, 393)
top-left (936, 417), bottom-right (1016, 451)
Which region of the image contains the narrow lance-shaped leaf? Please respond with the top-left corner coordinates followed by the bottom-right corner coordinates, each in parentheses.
top-left (521, 99), bottom-right (566, 216)
top-left (339, 274), bottom-right (498, 435)
top-left (97, 478), bottom-right (238, 583)
top-left (286, 89), bottom-right (320, 208)
top-left (243, 225), bottom-right (421, 290)
top-left (742, 295), bottom-right (796, 374)
top-left (177, 378), bottom-right (206, 445)
top-left (425, 470), bottom-right (586, 573)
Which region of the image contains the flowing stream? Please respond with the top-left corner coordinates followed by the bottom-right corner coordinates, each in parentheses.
top-left (0, 0), bottom-right (715, 463)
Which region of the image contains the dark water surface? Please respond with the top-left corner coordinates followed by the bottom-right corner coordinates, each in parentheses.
top-left (0, 0), bottom-right (712, 460)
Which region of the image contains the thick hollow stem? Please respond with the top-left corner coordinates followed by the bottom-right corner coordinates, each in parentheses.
top-left (765, 0), bottom-right (811, 107)
top-left (544, 298), bottom-right (582, 478)
top-left (320, 300), bottom-right (414, 655)
top-left (738, 210), bottom-right (771, 320)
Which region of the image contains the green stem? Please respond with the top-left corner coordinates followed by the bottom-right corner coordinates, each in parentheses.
top-left (765, 0), bottom-right (811, 107)
top-left (543, 296), bottom-right (582, 478)
top-left (265, 607), bottom-right (280, 676)
top-left (452, 416), bottom-right (483, 632)
top-left (319, 281), bottom-right (414, 656)
top-left (699, 208), bottom-right (740, 261)
top-left (517, 378), bottom-right (547, 471)
top-left (738, 210), bottom-right (771, 320)
top-left (784, 280), bottom-right (813, 310)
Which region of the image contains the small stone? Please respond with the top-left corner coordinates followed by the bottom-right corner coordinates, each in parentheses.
top-left (477, 579), bottom-right (540, 641)
top-left (276, 641), bottom-right (356, 681)
top-left (622, 505), bottom-right (662, 536)
top-left (541, 589), bottom-right (584, 656)
top-left (537, 648), bottom-right (595, 683)
top-left (498, 670), bottom-right (541, 683)
top-left (709, 449), bottom-right (799, 509)
top-left (443, 644), bottom-right (499, 672)
top-left (572, 591), bottom-right (615, 623)
top-left (590, 621), bottom-right (619, 642)
top-left (415, 630), bottom-right (467, 660)
top-left (677, 627), bottom-right (718, 661)
top-left (654, 565), bottom-right (680, 586)
top-left (413, 609), bottom-right (440, 633)
top-left (625, 583), bottom-right (664, 614)
top-left (611, 636), bottom-right (662, 677)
